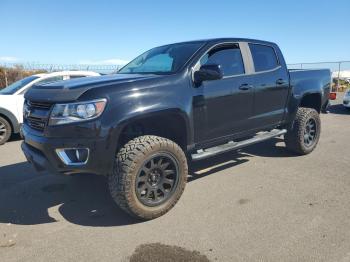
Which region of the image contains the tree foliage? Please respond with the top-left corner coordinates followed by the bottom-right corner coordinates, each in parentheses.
top-left (0, 65), bottom-right (47, 89)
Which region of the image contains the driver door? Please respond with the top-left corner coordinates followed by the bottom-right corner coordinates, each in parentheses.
top-left (193, 43), bottom-right (254, 143)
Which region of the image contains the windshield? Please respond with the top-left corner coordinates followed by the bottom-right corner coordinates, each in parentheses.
top-left (0, 75), bottom-right (39, 95)
top-left (119, 42), bottom-right (204, 74)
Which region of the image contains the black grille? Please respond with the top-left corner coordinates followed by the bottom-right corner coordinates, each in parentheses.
top-left (27, 101), bottom-right (52, 110)
top-left (27, 116), bottom-right (47, 131)
top-left (24, 100), bottom-right (53, 132)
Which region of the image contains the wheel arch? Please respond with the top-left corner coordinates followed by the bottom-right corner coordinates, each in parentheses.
top-left (116, 108), bottom-right (191, 151)
top-left (0, 107), bottom-right (20, 134)
top-left (298, 92), bottom-right (322, 113)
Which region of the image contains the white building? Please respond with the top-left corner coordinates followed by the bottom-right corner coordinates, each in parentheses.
top-left (332, 70), bottom-right (350, 82)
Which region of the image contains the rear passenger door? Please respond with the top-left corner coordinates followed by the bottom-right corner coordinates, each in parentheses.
top-left (248, 43), bottom-right (289, 129)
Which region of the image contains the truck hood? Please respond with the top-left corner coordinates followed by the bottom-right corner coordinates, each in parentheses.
top-left (25, 73), bottom-right (163, 102)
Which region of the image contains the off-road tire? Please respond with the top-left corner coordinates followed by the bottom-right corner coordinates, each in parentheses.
top-left (108, 135), bottom-right (188, 220)
top-left (284, 107), bottom-right (321, 155)
top-left (0, 116), bottom-right (12, 145)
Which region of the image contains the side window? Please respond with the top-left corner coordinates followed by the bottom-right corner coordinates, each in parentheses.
top-left (69, 75), bottom-right (87, 79)
top-left (200, 45), bottom-right (245, 77)
top-left (249, 44), bottom-right (279, 72)
top-left (19, 76), bottom-right (64, 94)
top-left (37, 76), bottom-right (64, 85)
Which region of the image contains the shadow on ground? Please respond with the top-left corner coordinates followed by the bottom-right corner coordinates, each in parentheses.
top-left (0, 138), bottom-right (295, 227)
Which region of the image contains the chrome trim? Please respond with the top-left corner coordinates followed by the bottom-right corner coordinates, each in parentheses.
top-left (55, 148), bottom-right (90, 166)
top-left (52, 98), bottom-right (107, 107)
top-left (191, 129), bottom-right (287, 161)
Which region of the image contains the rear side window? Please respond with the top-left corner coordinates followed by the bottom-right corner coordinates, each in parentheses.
top-left (249, 44), bottom-right (279, 72)
top-left (200, 44), bottom-right (245, 77)
top-left (37, 76), bottom-right (64, 85)
top-left (69, 75), bottom-right (88, 79)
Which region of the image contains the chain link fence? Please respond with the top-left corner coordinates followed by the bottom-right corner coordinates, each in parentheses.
top-left (0, 62), bottom-right (124, 88)
top-left (1, 61), bottom-right (350, 91)
top-left (0, 62), bottom-right (122, 73)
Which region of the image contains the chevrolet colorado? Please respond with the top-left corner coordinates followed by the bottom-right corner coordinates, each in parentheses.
top-left (21, 38), bottom-right (331, 220)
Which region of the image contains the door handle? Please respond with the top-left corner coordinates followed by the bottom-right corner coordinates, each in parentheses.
top-left (239, 84), bottom-right (252, 91)
top-left (276, 79), bottom-right (286, 85)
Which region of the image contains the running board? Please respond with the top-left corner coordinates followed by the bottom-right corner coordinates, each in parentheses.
top-left (191, 129), bottom-right (287, 161)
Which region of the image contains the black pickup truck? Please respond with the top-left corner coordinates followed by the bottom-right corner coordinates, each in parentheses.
top-left (22, 38), bottom-right (331, 219)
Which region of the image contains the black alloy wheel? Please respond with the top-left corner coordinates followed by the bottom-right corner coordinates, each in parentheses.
top-left (303, 118), bottom-right (317, 148)
top-left (135, 153), bottom-right (179, 207)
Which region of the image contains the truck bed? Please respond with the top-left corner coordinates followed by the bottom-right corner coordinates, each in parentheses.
top-left (288, 68), bottom-right (331, 111)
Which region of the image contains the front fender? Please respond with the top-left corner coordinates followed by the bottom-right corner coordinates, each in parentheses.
top-left (108, 107), bottom-right (192, 147)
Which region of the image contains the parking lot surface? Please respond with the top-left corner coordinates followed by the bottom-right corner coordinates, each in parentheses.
top-left (0, 99), bottom-right (350, 262)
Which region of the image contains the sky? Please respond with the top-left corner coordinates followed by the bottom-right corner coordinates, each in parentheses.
top-left (1, 0), bottom-right (349, 66)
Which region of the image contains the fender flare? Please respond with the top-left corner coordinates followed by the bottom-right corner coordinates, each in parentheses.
top-left (285, 91), bottom-right (322, 130)
top-left (297, 91), bottom-right (322, 110)
top-left (113, 108), bottom-right (192, 147)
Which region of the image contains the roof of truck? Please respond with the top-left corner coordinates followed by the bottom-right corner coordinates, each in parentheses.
top-left (171, 37), bottom-right (277, 46)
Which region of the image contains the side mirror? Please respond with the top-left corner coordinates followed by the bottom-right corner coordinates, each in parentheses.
top-left (194, 64), bottom-right (223, 86)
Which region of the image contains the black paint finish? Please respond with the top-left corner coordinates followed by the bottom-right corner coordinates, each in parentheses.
top-left (23, 38), bottom-right (331, 176)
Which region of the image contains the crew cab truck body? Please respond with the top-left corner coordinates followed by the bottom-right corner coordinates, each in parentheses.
top-left (22, 38), bottom-right (331, 219)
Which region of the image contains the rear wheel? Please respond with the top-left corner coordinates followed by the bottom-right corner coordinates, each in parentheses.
top-left (284, 107), bottom-right (321, 155)
top-left (0, 116), bottom-right (12, 145)
top-left (108, 135), bottom-right (188, 220)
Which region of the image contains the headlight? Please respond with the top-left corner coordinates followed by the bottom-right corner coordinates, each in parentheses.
top-left (49, 99), bottom-right (107, 125)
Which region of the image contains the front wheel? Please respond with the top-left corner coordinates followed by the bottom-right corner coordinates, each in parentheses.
top-left (0, 116), bottom-right (12, 145)
top-left (108, 135), bottom-right (188, 220)
top-left (284, 107), bottom-right (321, 155)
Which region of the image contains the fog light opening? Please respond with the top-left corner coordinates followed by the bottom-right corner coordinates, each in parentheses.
top-left (56, 148), bottom-right (89, 165)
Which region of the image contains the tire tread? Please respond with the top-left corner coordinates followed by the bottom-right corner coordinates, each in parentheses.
top-left (285, 107), bottom-right (321, 155)
top-left (108, 135), bottom-right (188, 220)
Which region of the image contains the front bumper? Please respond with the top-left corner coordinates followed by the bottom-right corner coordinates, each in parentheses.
top-left (21, 126), bottom-right (116, 175)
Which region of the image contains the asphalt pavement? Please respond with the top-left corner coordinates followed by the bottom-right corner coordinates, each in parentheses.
top-left (0, 98), bottom-right (349, 262)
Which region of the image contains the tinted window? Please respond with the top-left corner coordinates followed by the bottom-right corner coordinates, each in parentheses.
top-left (69, 75), bottom-right (87, 79)
top-left (200, 45), bottom-right (245, 77)
top-left (249, 44), bottom-right (279, 72)
top-left (119, 42), bottom-right (203, 74)
top-left (0, 75), bottom-right (39, 95)
top-left (132, 54), bottom-right (173, 72)
top-left (37, 76), bottom-right (64, 85)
